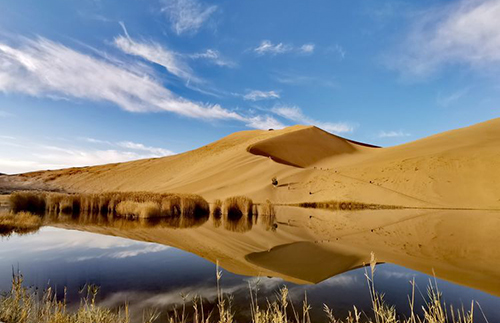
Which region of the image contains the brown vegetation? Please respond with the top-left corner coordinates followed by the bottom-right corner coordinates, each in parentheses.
top-left (9, 191), bottom-right (210, 219)
top-left (0, 211), bottom-right (42, 236)
top-left (296, 200), bottom-right (403, 211)
top-left (223, 196), bottom-right (253, 219)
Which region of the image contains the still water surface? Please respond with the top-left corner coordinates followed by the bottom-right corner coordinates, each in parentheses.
top-left (0, 207), bottom-right (499, 322)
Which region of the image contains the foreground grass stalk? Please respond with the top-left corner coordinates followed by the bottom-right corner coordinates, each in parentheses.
top-left (0, 257), bottom-right (482, 323)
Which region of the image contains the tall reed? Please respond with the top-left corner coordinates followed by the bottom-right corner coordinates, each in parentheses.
top-left (9, 191), bottom-right (210, 219)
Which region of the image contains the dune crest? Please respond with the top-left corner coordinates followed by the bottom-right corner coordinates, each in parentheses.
top-left (247, 126), bottom-right (378, 168)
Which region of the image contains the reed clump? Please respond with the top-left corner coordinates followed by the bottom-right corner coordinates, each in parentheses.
top-left (0, 211), bottom-right (42, 236)
top-left (297, 200), bottom-right (403, 211)
top-left (224, 196), bottom-right (253, 219)
top-left (9, 191), bottom-right (210, 219)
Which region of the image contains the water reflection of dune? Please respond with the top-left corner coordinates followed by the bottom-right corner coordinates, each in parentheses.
top-left (38, 206), bottom-right (500, 297)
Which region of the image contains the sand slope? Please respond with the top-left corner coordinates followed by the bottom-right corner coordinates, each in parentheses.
top-left (6, 118), bottom-right (500, 209)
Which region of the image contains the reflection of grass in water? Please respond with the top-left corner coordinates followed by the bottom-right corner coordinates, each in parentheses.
top-left (0, 257), bottom-right (479, 323)
top-left (297, 200), bottom-right (403, 211)
top-left (224, 196), bottom-right (253, 220)
top-left (0, 211), bottom-right (41, 236)
top-left (10, 191), bottom-right (210, 219)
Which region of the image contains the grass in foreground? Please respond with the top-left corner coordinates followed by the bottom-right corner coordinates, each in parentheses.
top-left (0, 211), bottom-right (42, 236)
top-left (0, 254), bottom-right (480, 323)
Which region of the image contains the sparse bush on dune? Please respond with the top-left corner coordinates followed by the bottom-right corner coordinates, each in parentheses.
top-left (0, 211), bottom-right (42, 236)
top-left (224, 196), bottom-right (253, 220)
top-left (8, 191), bottom-right (210, 219)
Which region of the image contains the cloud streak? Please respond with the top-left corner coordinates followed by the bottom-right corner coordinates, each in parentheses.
top-left (378, 131), bottom-right (410, 138)
top-left (243, 90), bottom-right (280, 101)
top-left (272, 105), bottom-right (354, 134)
top-left (161, 0), bottom-right (217, 35)
top-left (390, 0), bottom-right (500, 77)
top-left (254, 40), bottom-right (315, 56)
top-left (0, 35), bottom-right (280, 130)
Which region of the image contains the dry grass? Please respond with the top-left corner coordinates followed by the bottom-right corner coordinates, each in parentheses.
top-left (9, 191), bottom-right (210, 219)
top-left (0, 259), bottom-right (480, 323)
top-left (296, 200), bottom-right (403, 211)
top-left (0, 211), bottom-right (42, 236)
top-left (212, 199), bottom-right (222, 219)
top-left (224, 196), bottom-right (253, 220)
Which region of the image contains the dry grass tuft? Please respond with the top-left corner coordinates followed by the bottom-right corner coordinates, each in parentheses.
top-left (9, 191), bottom-right (210, 219)
top-left (0, 211), bottom-right (42, 236)
top-left (212, 199), bottom-right (222, 219)
top-left (224, 196), bottom-right (253, 220)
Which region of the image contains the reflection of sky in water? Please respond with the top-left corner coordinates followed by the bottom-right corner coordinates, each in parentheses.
top-left (0, 227), bottom-right (499, 323)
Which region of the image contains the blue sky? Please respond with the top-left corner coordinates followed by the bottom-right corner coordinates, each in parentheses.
top-left (0, 0), bottom-right (499, 173)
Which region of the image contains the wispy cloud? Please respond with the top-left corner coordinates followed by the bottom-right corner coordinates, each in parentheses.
top-left (273, 72), bottom-right (337, 88)
top-left (389, 0), bottom-right (500, 77)
top-left (378, 130), bottom-right (410, 138)
top-left (299, 43), bottom-right (315, 54)
top-left (161, 0), bottom-right (217, 35)
top-left (189, 49), bottom-right (235, 67)
top-left (114, 32), bottom-right (197, 83)
top-left (0, 136), bottom-right (175, 174)
top-left (117, 141), bottom-right (174, 155)
top-left (254, 40), bottom-right (315, 56)
top-left (243, 90), bottom-right (280, 101)
top-left (0, 35), bottom-right (278, 129)
top-left (271, 105), bottom-right (354, 134)
top-left (327, 44), bottom-right (346, 60)
top-left (436, 88), bottom-right (469, 107)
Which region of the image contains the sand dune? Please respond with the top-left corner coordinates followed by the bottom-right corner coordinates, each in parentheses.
top-left (4, 118), bottom-right (500, 209)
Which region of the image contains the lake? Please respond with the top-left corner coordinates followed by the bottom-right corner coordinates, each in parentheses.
top-left (0, 206), bottom-right (499, 322)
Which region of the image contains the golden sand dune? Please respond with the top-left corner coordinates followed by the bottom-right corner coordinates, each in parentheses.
top-left (247, 126), bottom-right (378, 167)
top-left (6, 118), bottom-right (500, 209)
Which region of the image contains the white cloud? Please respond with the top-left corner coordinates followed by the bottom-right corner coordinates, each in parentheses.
top-left (254, 41), bottom-right (316, 56)
top-left (245, 115), bottom-right (285, 130)
top-left (161, 0), bottom-right (217, 35)
top-left (117, 141), bottom-right (174, 155)
top-left (272, 105), bottom-right (354, 134)
top-left (0, 36), bottom-right (277, 129)
top-left (378, 131), bottom-right (410, 138)
top-left (189, 49), bottom-right (235, 67)
top-left (243, 90), bottom-right (280, 101)
top-left (114, 34), bottom-right (197, 82)
top-left (0, 136), bottom-right (175, 174)
top-left (299, 43), bottom-right (315, 54)
top-left (391, 0), bottom-right (500, 77)
top-left (109, 244), bottom-right (169, 259)
top-left (254, 40), bottom-right (292, 55)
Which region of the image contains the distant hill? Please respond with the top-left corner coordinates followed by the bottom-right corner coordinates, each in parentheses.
top-left (13, 118), bottom-right (500, 209)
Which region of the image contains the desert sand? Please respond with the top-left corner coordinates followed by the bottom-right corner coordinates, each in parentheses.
top-left (4, 118), bottom-right (500, 209)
